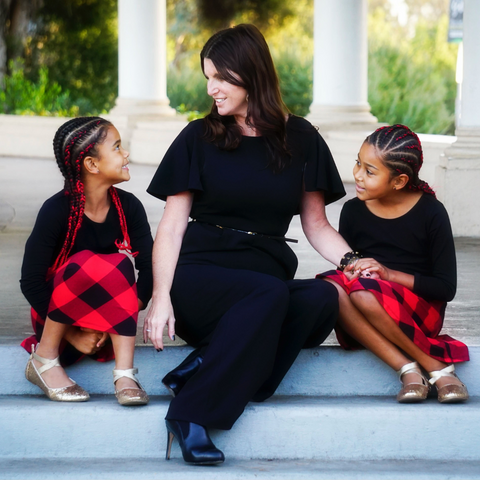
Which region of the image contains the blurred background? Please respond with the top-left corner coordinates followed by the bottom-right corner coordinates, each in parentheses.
top-left (0, 0), bottom-right (459, 135)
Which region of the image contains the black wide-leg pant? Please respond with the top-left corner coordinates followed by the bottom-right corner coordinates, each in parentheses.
top-left (166, 264), bottom-right (338, 430)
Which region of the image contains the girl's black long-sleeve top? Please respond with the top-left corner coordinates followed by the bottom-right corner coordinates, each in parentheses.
top-left (20, 188), bottom-right (153, 319)
top-left (339, 195), bottom-right (456, 302)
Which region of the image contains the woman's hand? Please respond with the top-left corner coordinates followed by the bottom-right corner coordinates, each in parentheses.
top-left (143, 298), bottom-right (176, 351)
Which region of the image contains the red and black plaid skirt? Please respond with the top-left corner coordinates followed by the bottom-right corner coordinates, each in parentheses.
top-left (317, 270), bottom-right (469, 363)
top-left (21, 250), bottom-right (139, 365)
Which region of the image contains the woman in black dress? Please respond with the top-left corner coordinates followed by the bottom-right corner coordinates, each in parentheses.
top-left (145, 24), bottom-right (353, 465)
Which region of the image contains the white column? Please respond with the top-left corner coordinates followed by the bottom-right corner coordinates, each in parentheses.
top-left (307, 0), bottom-right (377, 128)
top-left (436, 0), bottom-right (480, 236)
top-left (110, 0), bottom-right (175, 117)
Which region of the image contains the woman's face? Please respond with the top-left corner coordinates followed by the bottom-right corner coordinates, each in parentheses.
top-left (204, 58), bottom-right (248, 121)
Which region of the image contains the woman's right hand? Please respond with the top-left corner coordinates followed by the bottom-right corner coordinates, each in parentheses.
top-left (143, 298), bottom-right (176, 351)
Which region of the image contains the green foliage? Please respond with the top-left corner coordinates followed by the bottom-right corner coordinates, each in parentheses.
top-left (0, 60), bottom-right (78, 116)
top-left (167, 66), bottom-right (211, 116)
top-left (27, 0), bottom-right (118, 114)
top-left (368, 9), bottom-right (458, 134)
top-left (275, 53), bottom-right (312, 117)
top-left (197, 0), bottom-right (293, 30)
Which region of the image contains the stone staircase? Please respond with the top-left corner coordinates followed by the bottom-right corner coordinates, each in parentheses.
top-left (1, 344), bottom-right (479, 479)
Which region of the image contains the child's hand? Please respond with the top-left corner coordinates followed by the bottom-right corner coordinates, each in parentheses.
top-left (64, 327), bottom-right (109, 355)
top-left (353, 258), bottom-right (389, 280)
top-left (343, 262), bottom-right (359, 280)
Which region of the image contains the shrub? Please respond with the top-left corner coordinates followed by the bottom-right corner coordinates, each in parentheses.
top-left (275, 53), bottom-right (313, 117)
top-left (167, 65), bottom-right (211, 116)
top-left (0, 60), bottom-right (79, 117)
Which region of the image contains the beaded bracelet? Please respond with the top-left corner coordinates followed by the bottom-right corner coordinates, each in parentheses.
top-left (339, 251), bottom-right (361, 271)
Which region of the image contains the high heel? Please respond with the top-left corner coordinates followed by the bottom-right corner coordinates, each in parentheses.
top-left (162, 351), bottom-right (203, 397)
top-left (165, 419), bottom-right (225, 465)
top-left (113, 368), bottom-right (149, 406)
top-left (25, 345), bottom-right (89, 402)
top-left (396, 361), bottom-right (429, 403)
top-left (428, 364), bottom-right (469, 403)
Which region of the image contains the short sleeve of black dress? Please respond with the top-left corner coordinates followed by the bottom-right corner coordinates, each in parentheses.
top-left (147, 120), bottom-right (204, 200)
top-left (287, 116), bottom-right (345, 206)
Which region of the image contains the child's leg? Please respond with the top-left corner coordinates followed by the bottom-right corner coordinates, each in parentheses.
top-left (35, 317), bottom-right (74, 388)
top-left (110, 334), bottom-right (138, 390)
top-left (326, 280), bottom-right (413, 374)
top-left (350, 290), bottom-right (464, 389)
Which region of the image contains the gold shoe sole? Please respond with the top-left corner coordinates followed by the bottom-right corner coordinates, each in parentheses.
top-left (397, 384), bottom-right (429, 403)
top-left (115, 387), bottom-right (149, 406)
top-left (25, 358), bottom-right (90, 402)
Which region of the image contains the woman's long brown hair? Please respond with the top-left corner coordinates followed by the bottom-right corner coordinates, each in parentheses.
top-left (201, 24), bottom-right (291, 172)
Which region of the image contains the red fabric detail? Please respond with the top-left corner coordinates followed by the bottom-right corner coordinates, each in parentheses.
top-left (48, 250), bottom-right (138, 336)
top-left (317, 269), bottom-right (469, 363)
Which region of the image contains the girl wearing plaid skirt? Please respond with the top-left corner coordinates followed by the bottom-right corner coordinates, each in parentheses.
top-left (319, 124), bottom-right (469, 404)
top-left (20, 117), bottom-right (153, 405)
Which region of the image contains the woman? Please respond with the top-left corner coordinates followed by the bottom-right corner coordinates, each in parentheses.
top-left (145, 24), bottom-right (353, 465)
top-left (20, 117), bottom-right (152, 405)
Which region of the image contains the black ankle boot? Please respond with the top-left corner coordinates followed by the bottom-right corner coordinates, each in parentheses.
top-left (162, 351), bottom-right (203, 397)
top-left (165, 419), bottom-right (225, 465)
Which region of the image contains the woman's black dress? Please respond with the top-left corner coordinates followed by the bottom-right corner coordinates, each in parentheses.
top-left (147, 115), bottom-right (345, 429)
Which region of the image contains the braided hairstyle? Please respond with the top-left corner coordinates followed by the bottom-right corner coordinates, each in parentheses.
top-left (365, 124), bottom-right (436, 197)
top-left (49, 117), bottom-right (136, 277)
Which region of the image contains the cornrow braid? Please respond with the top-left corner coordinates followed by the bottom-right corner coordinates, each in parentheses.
top-left (366, 124), bottom-right (436, 197)
top-left (48, 117), bottom-right (137, 277)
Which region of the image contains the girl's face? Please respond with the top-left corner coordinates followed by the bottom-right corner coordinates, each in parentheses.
top-left (353, 142), bottom-right (398, 201)
top-left (204, 58), bottom-right (248, 121)
top-left (93, 126), bottom-right (130, 185)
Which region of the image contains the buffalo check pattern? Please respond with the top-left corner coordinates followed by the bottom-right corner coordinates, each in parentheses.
top-left (318, 270), bottom-right (469, 363)
top-left (48, 250), bottom-right (138, 336)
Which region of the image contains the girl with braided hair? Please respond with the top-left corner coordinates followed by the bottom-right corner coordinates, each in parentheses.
top-left (20, 117), bottom-right (153, 405)
top-left (319, 124), bottom-right (469, 404)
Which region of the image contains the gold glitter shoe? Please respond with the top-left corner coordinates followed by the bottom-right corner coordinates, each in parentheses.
top-left (428, 365), bottom-right (469, 403)
top-left (113, 368), bottom-right (149, 406)
top-left (25, 346), bottom-right (90, 402)
top-left (396, 361), bottom-right (429, 403)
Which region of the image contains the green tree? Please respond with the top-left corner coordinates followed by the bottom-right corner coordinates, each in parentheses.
top-left (27, 0), bottom-right (118, 114)
top-left (368, 5), bottom-right (458, 134)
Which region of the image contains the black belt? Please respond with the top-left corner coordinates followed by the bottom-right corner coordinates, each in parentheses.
top-left (192, 220), bottom-right (298, 243)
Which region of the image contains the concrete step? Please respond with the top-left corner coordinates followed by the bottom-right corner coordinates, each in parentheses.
top-left (2, 345), bottom-right (479, 397)
top-left (1, 395), bottom-right (479, 461)
top-left (1, 458), bottom-right (480, 480)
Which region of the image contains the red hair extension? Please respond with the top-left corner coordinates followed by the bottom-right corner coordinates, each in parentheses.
top-left (49, 117), bottom-right (114, 278)
top-left (110, 187), bottom-right (138, 257)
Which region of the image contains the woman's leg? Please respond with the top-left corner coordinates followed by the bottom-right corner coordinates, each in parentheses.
top-left (166, 265), bottom-right (290, 430)
top-left (350, 290), bottom-right (463, 388)
top-left (34, 317), bottom-right (74, 388)
top-left (253, 278), bottom-right (339, 401)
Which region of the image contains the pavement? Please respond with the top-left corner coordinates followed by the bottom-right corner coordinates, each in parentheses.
top-left (0, 155), bottom-right (479, 347)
